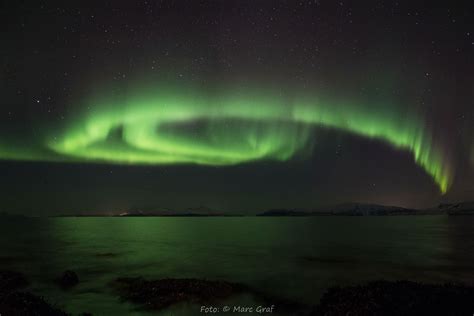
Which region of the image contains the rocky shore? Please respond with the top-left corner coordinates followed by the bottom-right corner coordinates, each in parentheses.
top-left (315, 280), bottom-right (474, 315)
top-left (111, 276), bottom-right (309, 314)
top-left (0, 270), bottom-right (68, 316)
top-left (111, 277), bottom-right (247, 310)
top-left (3, 270), bottom-right (474, 315)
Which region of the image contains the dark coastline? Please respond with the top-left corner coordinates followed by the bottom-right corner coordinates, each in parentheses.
top-left (4, 201), bottom-right (472, 218)
top-left (1, 212), bottom-right (474, 315)
top-left (3, 270), bottom-right (474, 315)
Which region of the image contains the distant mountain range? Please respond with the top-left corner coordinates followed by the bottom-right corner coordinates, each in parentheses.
top-left (119, 201), bottom-right (474, 217)
top-left (257, 202), bottom-right (474, 216)
top-left (117, 206), bottom-right (238, 217)
top-left (4, 202), bottom-right (473, 218)
top-left (434, 201), bottom-right (474, 215)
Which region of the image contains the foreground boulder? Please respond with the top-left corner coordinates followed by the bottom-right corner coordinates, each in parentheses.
top-left (111, 277), bottom-right (246, 310)
top-left (57, 270), bottom-right (79, 289)
top-left (315, 280), bottom-right (474, 316)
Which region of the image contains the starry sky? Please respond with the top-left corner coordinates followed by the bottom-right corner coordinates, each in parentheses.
top-left (1, 1), bottom-right (473, 215)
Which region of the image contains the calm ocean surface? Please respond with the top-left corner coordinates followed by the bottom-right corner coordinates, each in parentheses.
top-left (1, 216), bottom-right (474, 315)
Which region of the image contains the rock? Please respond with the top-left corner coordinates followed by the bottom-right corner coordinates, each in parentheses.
top-left (111, 277), bottom-right (246, 311)
top-left (57, 270), bottom-right (79, 289)
top-left (0, 270), bottom-right (29, 294)
top-left (314, 280), bottom-right (474, 315)
top-left (0, 271), bottom-right (69, 315)
top-left (0, 291), bottom-right (68, 316)
top-left (111, 276), bottom-right (312, 314)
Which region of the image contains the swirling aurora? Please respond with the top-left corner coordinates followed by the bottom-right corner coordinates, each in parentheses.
top-left (1, 87), bottom-right (452, 193)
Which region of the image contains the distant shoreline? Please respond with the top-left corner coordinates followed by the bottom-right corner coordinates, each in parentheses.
top-left (2, 201), bottom-right (473, 218)
top-left (37, 213), bottom-right (474, 218)
top-left (2, 213), bottom-right (474, 218)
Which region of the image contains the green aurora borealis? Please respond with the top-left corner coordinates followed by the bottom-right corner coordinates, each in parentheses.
top-left (0, 85), bottom-right (452, 193)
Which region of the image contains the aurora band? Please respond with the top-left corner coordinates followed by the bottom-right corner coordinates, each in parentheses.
top-left (1, 86), bottom-right (452, 193)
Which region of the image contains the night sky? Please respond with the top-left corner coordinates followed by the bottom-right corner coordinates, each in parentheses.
top-left (1, 1), bottom-right (473, 215)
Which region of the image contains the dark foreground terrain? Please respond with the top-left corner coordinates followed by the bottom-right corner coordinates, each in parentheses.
top-left (0, 270), bottom-right (67, 316)
top-left (2, 270), bottom-right (474, 315)
top-left (315, 280), bottom-right (474, 316)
